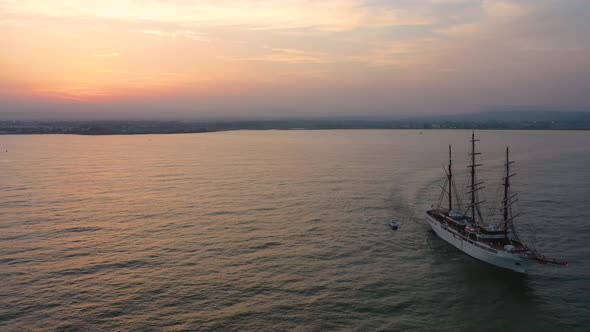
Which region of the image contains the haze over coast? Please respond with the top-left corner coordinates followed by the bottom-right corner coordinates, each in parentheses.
top-left (2, 111), bottom-right (590, 135)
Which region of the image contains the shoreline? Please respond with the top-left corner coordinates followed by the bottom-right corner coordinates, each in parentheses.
top-left (2, 119), bottom-right (590, 135)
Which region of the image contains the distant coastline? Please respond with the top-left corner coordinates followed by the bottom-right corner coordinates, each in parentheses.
top-left (2, 111), bottom-right (590, 135)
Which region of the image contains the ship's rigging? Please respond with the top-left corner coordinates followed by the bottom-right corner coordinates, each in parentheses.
top-left (427, 132), bottom-right (568, 271)
top-left (437, 134), bottom-right (520, 232)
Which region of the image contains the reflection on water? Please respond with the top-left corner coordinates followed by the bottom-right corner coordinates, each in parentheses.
top-left (1, 130), bottom-right (589, 331)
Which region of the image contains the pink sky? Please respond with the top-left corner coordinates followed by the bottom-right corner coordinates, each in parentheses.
top-left (1, 0), bottom-right (589, 119)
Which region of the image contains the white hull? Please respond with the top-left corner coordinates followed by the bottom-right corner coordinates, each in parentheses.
top-left (426, 215), bottom-right (530, 273)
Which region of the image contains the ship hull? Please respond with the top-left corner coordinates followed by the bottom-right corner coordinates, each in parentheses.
top-left (426, 214), bottom-right (530, 273)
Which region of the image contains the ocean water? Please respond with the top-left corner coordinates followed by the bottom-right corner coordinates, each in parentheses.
top-left (1, 130), bottom-right (589, 331)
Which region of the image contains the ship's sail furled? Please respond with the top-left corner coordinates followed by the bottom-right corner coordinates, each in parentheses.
top-left (502, 146), bottom-right (520, 240)
top-left (465, 132), bottom-right (485, 224)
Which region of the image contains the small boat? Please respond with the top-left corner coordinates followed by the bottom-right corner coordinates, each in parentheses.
top-left (388, 220), bottom-right (401, 230)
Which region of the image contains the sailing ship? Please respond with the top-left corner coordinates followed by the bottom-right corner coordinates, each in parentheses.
top-left (426, 132), bottom-right (568, 273)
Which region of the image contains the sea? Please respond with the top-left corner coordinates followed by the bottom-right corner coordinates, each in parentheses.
top-left (1, 130), bottom-right (589, 331)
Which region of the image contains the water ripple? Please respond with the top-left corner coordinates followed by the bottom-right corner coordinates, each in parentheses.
top-left (1, 130), bottom-right (589, 331)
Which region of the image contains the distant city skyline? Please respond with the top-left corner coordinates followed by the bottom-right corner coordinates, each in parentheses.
top-left (1, 0), bottom-right (590, 119)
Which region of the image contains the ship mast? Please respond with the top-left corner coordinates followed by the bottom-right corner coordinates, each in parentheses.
top-left (448, 144), bottom-right (452, 211)
top-left (466, 131), bottom-right (484, 223)
top-left (502, 146), bottom-right (518, 230)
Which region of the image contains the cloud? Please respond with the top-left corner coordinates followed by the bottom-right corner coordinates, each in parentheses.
top-left (0, 0), bottom-right (435, 31)
top-left (92, 52), bottom-right (120, 58)
top-left (222, 47), bottom-right (335, 64)
top-left (436, 1), bottom-right (531, 37)
top-left (346, 41), bottom-right (434, 67)
top-left (265, 48), bottom-right (333, 64)
top-left (437, 23), bottom-right (482, 37)
top-left (139, 29), bottom-right (209, 42)
top-left (483, 1), bottom-right (530, 20)
top-left (430, 0), bottom-right (478, 4)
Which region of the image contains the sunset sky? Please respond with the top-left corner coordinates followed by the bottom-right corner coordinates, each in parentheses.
top-left (1, 0), bottom-right (589, 119)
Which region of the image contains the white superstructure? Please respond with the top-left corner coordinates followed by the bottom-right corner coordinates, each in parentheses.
top-left (426, 212), bottom-right (530, 272)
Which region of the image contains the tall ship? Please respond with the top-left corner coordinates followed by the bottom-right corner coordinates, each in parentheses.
top-left (425, 132), bottom-right (568, 273)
